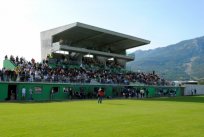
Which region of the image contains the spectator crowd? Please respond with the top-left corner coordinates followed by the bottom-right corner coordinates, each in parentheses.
top-left (0, 55), bottom-right (169, 86)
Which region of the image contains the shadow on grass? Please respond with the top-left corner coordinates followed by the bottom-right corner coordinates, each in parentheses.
top-left (0, 99), bottom-right (97, 104)
top-left (143, 96), bottom-right (204, 103)
top-left (0, 100), bottom-right (69, 104)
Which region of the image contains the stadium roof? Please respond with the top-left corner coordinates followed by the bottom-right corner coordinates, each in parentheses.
top-left (41, 22), bottom-right (150, 60)
top-left (43, 22), bottom-right (150, 53)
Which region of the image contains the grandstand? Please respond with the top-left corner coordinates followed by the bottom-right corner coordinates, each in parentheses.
top-left (0, 22), bottom-right (184, 101)
top-left (41, 22), bottom-right (150, 68)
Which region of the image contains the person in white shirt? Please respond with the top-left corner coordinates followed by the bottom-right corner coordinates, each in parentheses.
top-left (22, 87), bottom-right (26, 100)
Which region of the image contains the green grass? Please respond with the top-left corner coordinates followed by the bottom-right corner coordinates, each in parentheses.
top-left (1, 96), bottom-right (204, 137)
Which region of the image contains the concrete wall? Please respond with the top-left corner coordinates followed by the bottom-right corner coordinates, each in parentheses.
top-left (184, 84), bottom-right (204, 95)
top-left (41, 23), bottom-right (77, 60)
top-left (116, 58), bottom-right (126, 67)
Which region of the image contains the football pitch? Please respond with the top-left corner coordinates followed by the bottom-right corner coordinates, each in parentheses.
top-left (1, 96), bottom-right (204, 137)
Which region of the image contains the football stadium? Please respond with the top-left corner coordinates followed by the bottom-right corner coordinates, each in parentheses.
top-left (0, 22), bottom-right (204, 137)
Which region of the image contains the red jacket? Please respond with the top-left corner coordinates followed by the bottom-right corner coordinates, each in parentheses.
top-left (98, 90), bottom-right (104, 97)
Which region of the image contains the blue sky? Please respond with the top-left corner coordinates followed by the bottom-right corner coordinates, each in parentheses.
top-left (0, 0), bottom-right (203, 67)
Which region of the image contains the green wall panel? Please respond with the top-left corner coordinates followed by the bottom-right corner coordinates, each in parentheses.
top-left (0, 82), bottom-right (184, 101)
top-left (0, 83), bottom-right (8, 100)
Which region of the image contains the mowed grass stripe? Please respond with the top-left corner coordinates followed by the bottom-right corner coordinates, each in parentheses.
top-left (0, 96), bottom-right (204, 137)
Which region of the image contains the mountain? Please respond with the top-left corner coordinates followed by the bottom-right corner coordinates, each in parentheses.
top-left (127, 36), bottom-right (204, 81)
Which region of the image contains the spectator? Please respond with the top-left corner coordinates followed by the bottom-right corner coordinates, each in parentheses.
top-left (194, 89), bottom-right (197, 95)
top-left (29, 88), bottom-right (33, 100)
top-left (22, 87), bottom-right (26, 100)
